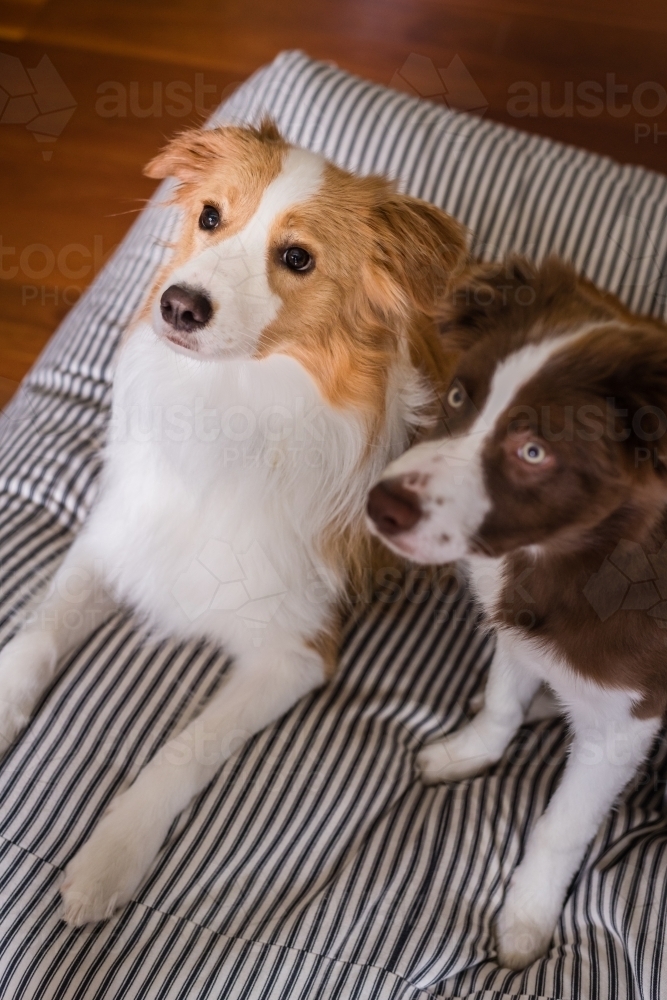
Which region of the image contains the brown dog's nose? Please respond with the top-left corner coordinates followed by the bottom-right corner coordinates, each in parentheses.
top-left (160, 285), bottom-right (212, 333)
top-left (367, 478), bottom-right (422, 536)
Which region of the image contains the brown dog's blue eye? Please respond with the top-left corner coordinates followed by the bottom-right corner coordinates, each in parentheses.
top-left (518, 441), bottom-right (547, 464)
top-left (282, 246), bottom-right (312, 272)
top-left (447, 385), bottom-right (464, 408)
top-left (199, 205), bottom-right (220, 231)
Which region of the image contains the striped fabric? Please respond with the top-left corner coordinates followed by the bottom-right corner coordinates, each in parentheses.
top-left (1, 49), bottom-right (667, 1000)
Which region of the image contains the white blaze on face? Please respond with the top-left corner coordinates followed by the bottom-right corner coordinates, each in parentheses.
top-left (372, 334), bottom-right (586, 564)
top-left (153, 147), bottom-right (326, 358)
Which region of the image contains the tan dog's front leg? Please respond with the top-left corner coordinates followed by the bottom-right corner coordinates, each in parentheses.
top-left (60, 634), bottom-right (325, 925)
top-left (0, 538), bottom-right (115, 752)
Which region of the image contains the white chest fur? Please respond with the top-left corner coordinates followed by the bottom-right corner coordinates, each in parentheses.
top-left (81, 322), bottom-right (418, 653)
top-left (464, 552), bottom-right (641, 716)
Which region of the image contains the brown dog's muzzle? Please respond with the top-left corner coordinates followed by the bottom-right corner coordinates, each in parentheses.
top-left (367, 477), bottom-right (422, 536)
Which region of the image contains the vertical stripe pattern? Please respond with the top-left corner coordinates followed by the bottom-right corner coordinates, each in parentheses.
top-left (0, 50), bottom-right (666, 1000)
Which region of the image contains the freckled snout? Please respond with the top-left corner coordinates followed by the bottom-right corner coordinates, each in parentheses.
top-left (160, 284), bottom-right (213, 333)
top-left (367, 477), bottom-right (422, 536)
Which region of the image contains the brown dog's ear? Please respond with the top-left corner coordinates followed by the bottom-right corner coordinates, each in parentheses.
top-left (569, 324), bottom-right (667, 474)
top-left (436, 254), bottom-right (595, 352)
top-left (437, 255), bottom-right (541, 347)
top-left (369, 193), bottom-right (468, 318)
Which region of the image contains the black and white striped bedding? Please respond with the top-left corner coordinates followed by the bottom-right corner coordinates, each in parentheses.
top-left (1, 50), bottom-right (667, 1000)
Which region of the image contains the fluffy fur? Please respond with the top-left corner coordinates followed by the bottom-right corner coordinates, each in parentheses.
top-left (0, 120), bottom-right (466, 925)
top-left (368, 255), bottom-right (667, 969)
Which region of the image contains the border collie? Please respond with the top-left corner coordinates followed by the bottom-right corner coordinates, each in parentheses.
top-left (368, 255), bottom-right (667, 968)
top-left (0, 121), bottom-right (466, 925)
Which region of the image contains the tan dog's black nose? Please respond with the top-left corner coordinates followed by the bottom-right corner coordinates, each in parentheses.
top-left (367, 478), bottom-right (422, 535)
top-left (160, 285), bottom-right (212, 332)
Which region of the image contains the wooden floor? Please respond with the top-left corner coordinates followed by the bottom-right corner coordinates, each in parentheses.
top-left (1, 0), bottom-right (666, 404)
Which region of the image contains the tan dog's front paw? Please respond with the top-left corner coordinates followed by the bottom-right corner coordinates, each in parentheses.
top-left (417, 728), bottom-right (496, 784)
top-left (0, 631), bottom-right (57, 754)
top-left (0, 699), bottom-right (30, 754)
top-left (61, 791), bottom-right (161, 926)
top-left (495, 907), bottom-right (554, 969)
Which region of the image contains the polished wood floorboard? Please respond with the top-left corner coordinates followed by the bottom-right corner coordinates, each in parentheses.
top-left (1, 0), bottom-right (666, 399)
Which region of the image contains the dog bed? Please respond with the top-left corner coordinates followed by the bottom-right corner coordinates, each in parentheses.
top-left (1, 50), bottom-right (666, 1000)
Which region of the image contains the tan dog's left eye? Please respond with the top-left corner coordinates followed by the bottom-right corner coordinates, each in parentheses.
top-left (199, 205), bottom-right (221, 231)
top-left (282, 246), bottom-right (313, 272)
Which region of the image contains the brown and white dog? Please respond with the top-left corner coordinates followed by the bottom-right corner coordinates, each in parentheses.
top-left (367, 255), bottom-right (667, 969)
top-left (0, 121), bottom-right (466, 924)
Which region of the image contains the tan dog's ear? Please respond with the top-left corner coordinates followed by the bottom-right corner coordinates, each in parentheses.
top-left (144, 118), bottom-right (284, 184)
top-left (144, 128), bottom-right (226, 182)
top-left (253, 116), bottom-right (283, 143)
top-left (369, 193), bottom-right (468, 318)
top-left (144, 128), bottom-right (240, 184)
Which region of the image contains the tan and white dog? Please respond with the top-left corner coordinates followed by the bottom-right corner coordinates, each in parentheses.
top-left (368, 256), bottom-right (667, 969)
top-left (0, 121), bottom-right (466, 924)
